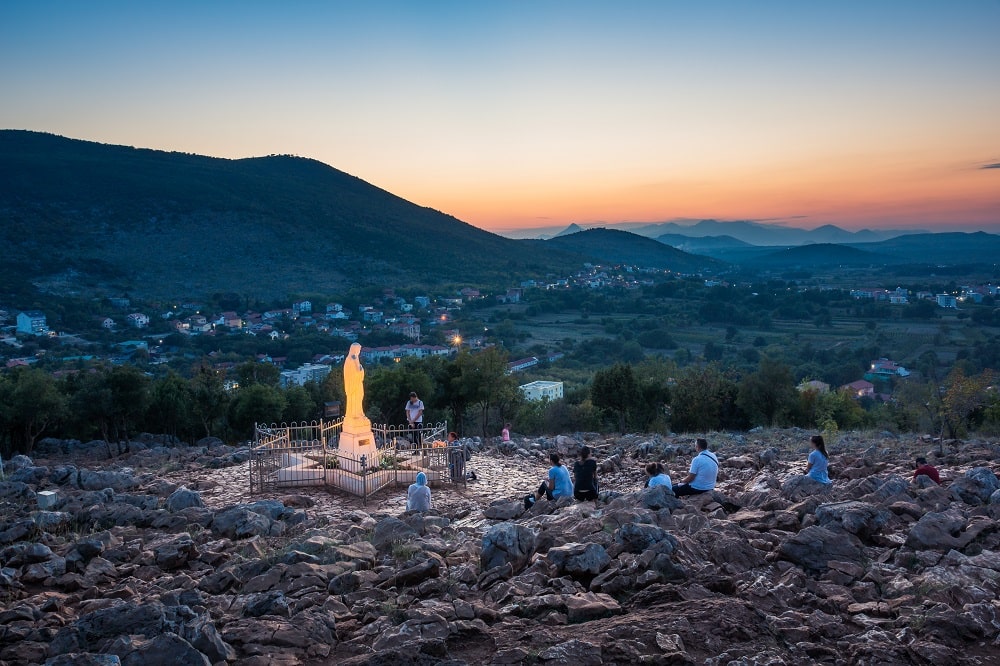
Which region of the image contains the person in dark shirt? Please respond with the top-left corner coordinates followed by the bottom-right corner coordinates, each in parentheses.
top-left (573, 446), bottom-right (599, 501)
top-left (913, 457), bottom-right (940, 484)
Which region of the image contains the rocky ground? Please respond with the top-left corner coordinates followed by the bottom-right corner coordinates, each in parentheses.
top-left (1, 429), bottom-right (999, 665)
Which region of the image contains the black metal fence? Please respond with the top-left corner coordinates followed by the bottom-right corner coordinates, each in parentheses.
top-left (249, 420), bottom-right (462, 504)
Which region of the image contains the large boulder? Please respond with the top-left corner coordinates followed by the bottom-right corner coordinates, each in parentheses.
top-left (480, 522), bottom-right (537, 574)
top-left (78, 469), bottom-right (139, 492)
top-left (815, 501), bottom-right (891, 540)
top-left (51, 601), bottom-right (166, 653)
top-left (614, 523), bottom-right (677, 554)
top-left (120, 632), bottom-right (211, 666)
top-left (904, 510), bottom-right (995, 551)
top-left (484, 500), bottom-right (525, 521)
top-left (778, 525), bottom-right (863, 573)
top-left (780, 475), bottom-right (832, 501)
top-left (369, 517), bottom-right (418, 552)
top-left (545, 542), bottom-right (611, 577)
top-left (637, 485), bottom-right (682, 511)
top-left (210, 506), bottom-right (283, 539)
top-left (950, 467), bottom-right (1000, 505)
top-left (165, 487), bottom-right (204, 512)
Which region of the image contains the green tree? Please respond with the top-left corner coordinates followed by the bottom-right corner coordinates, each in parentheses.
top-left (190, 366), bottom-right (228, 439)
top-left (228, 384), bottom-right (287, 439)
top-left (670, 363), bottom-right (744, 432)
top-left (591, 363), bottom-right (639, 434)
top-left (283, 385), bottom-right (318, 423)
top-left (236, 361), bottom-right (281, 388)
top-left (0, 368), bottom-right (67, 455)
top-left (146, 371), bottom-right (193, 441)
top-left (455, 347), bottom-right (520, 438)
top-left (940, 368), bottom-right (994, 438)
top-left (736, 357), bottom-right (797, 427)
top-left (365, 361), bottom-right (434, 425)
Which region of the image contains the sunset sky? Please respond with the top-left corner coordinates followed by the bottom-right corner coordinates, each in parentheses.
top-left (2, 1), bottom-right (998, 234)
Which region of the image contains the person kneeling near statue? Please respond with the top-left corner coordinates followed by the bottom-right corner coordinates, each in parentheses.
top-left (672, 438), bottom-right (718, 497)
top-left (407, 472), bottom-right (431, 512)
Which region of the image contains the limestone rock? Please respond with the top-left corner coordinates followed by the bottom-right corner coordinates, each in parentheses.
top-left (481, 523), bottom-right (537, 574)
top-left (778, 525), bottom-right (863, 573)
top-left (165, 486), bottom-right (204, 512)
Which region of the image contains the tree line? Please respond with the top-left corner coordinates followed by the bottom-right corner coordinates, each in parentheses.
top-left (2, 348), bottom-right (996, 457)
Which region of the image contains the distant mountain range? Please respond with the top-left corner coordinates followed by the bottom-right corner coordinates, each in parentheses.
top-left (544, 228), bottom-right (723, 273)
top-left (0, 131), bottom-right (593, 300)
top-left (535, 219), bottom-right (927, 246)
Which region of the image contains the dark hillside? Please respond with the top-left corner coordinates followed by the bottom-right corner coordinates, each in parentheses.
top-left (545, 228), bottom-right (724, 273)
top-left (0, 131), bottom-right (583, 299)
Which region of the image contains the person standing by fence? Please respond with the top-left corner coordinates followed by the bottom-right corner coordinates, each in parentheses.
top-left (405, 392), bottom-right (424, 445)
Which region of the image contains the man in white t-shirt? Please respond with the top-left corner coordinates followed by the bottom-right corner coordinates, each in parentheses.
top-left (673, 438), bottom-right (718, 497)
top-left (405, 392), bottom-right (425, 445)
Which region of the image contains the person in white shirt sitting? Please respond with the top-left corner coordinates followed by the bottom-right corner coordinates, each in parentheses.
top-left (672, 438), bottom-right (718, 497)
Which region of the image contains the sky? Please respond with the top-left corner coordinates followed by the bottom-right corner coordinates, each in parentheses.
top-left (2, 1), bottom-right (999, 234)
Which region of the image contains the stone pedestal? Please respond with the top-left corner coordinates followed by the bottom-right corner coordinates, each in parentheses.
top-left (338, 425), bottom-right (376, 472)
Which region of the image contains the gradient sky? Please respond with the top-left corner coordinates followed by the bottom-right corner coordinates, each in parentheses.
top-left (2, 1), bottom-right (998, 233)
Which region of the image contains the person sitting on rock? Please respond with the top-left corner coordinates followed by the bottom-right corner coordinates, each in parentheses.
top-left (536, 452), bottom-right (574, 502)
top-left (673, 438), bottom-right (718, 497)
top-left (407, 472), bottom-right (431, 512)
top-left (913, 457), bottom-right (940, 484)
top-left (573, 446), bottom-right (599, 501)
top-left (644, 462), bottom-right (672, 490)
top-left (805, 435), bottom-right (832, 485)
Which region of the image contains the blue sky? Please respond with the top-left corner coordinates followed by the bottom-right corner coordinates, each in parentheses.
top-left (3, 1), bottom-right (998, 231)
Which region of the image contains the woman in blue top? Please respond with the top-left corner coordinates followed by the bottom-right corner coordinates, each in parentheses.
top-left (536, 453), bottom-right (574, 501)
top-left (645, 462), bottom-right (672, 490)
top-left (806, 435), bottom-right (831, 484)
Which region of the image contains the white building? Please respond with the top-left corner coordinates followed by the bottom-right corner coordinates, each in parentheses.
top-left (936, 294), bottom-right (958, 308)
top-left (519, 380), bottom-right (564, 402)
top-left (280, 363), bottom-right (332, 388)
top-left (16, 311), bottom-right (48, 335)
top-left (127, 313), bottom-right (150, 328)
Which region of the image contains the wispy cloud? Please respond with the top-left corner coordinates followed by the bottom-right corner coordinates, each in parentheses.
top-left (981, 162), bottom-right (1000, 169)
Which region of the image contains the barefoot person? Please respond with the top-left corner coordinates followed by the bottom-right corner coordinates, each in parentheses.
top-left (673, 438), bottom-right (718, 497)
top-left (805, 435), bottom-right (832, 485)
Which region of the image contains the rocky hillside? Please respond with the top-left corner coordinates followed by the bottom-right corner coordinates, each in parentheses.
top-left (1, 429), bottom-right (999, 665)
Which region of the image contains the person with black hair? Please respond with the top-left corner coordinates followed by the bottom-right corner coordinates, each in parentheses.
top-left (535, 452), bottom-right (573, 502)
top-left (673, 438), bottom-right (718, 497)
top-left (806, 434), bottom-right (832, 485)
top-left (573, 446), bottom-right (599, 501)
top-left (913, 457), bottom-right (940, 484)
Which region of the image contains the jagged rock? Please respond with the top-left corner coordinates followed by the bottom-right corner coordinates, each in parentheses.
top-left (815, 501), bottom-right (891, 540)
top-left (370, 517), bottom-right (418, 552)
top-left (950, 467), bottom-right (1000, 505)
top-left (780, 475), bottom-right (832, 500)
top-left (614, 523), bottom-right (676, 554)
top-left (243, 590), bottom-right (291, 617)
top-left (78, 469), bottom-right (139, 492)
top-left (481, 523), bottom-right (537, 574)
top-left (210, 506), bottom-right (284, 539)
top-left (45, 655), bottom-right (122, 666)
top-left (484, 500), bottom-right (525, 520)
top-left (777, 526), bottom-right (863, 573)
top-left (120, 632), bottom-right (211, 666)
top-left (564, 592), bottom-right (623, 623)
top-left (10, 464), bottom-right (49, 485)
top-left (149, 533), bottom-right (198, 569)
top-left (183, 615), bottom-right (236, 663)
top-left (904, 510), bottom-right (995, 550)
top-left (165, 486), bottom-right (204, 512)
top-left (49, 465), bottom-right (79, 486)
top-left (538, 638), bottom-right (603, 664)
top-left (545, 542), bottom-right (611, 577)
top-left (332, 541), bottom-right (377, 569)
top-left (51, 601), bottom-right (166, 654)
top-left (637, 485), bottom-right (682, 511)
top-left (389, 556), bottom-right (442, 587)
